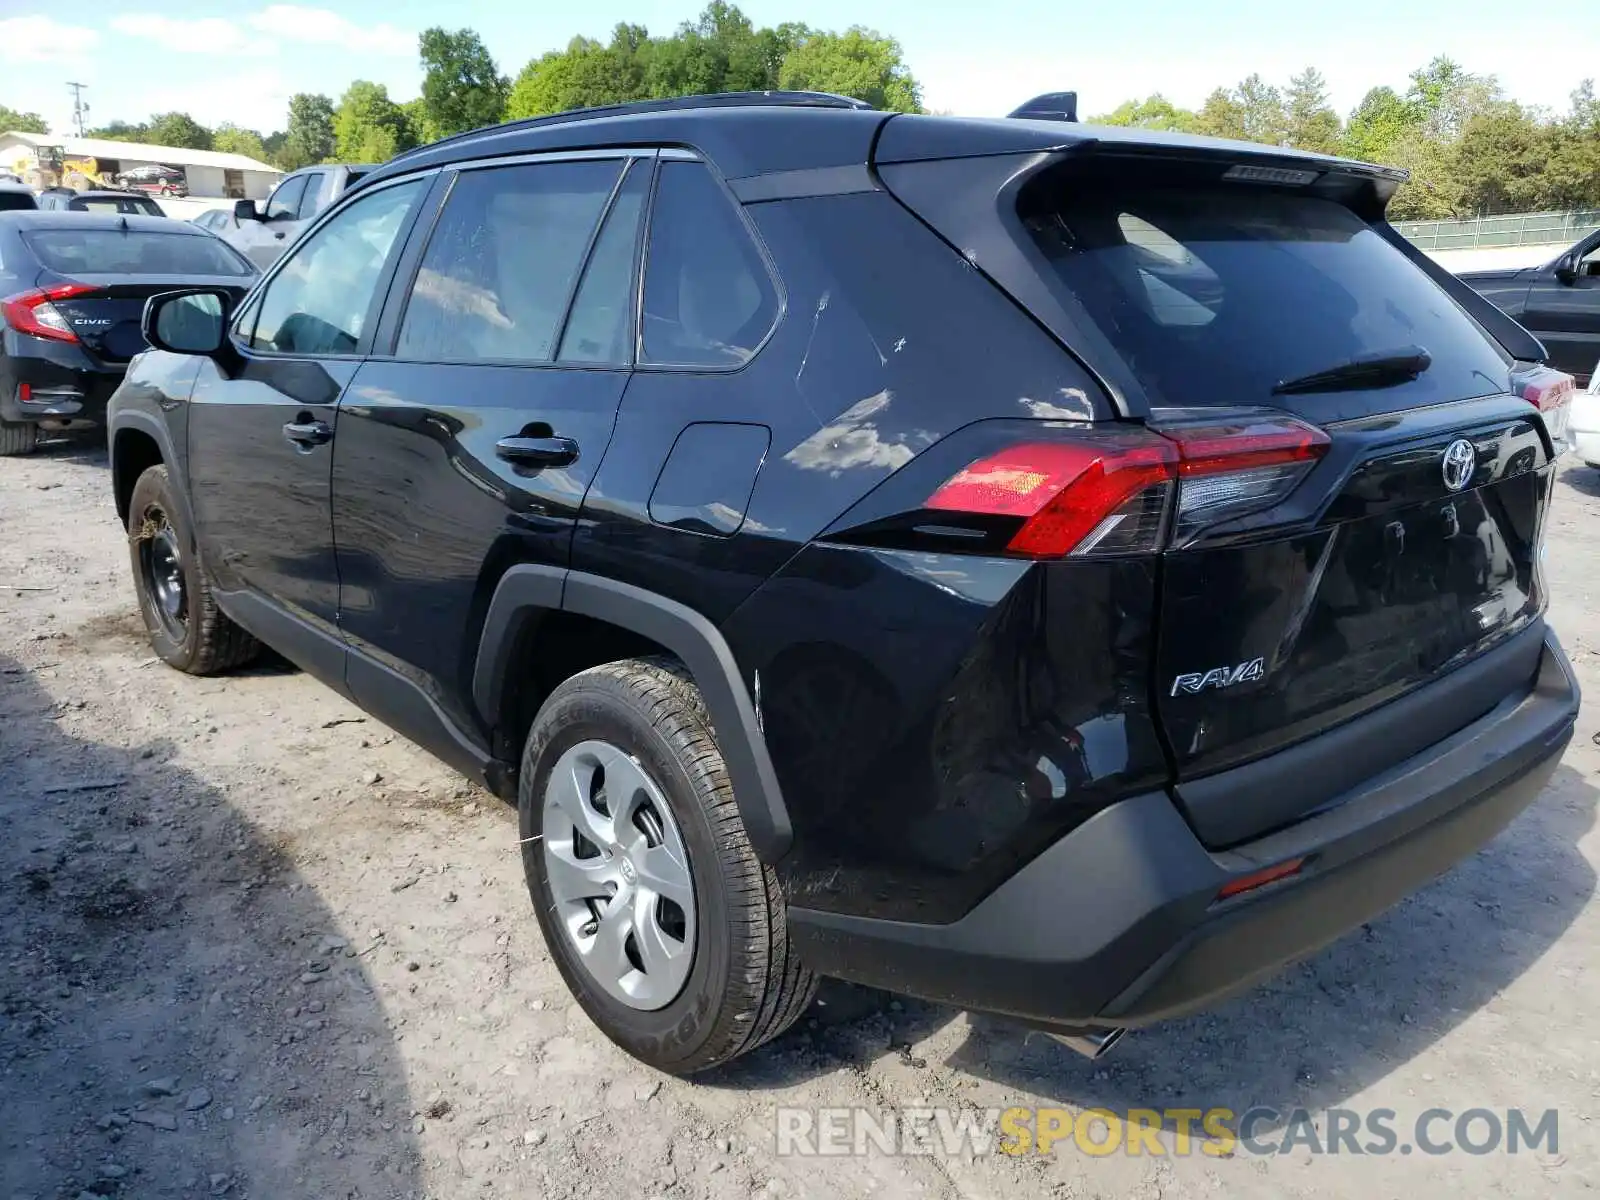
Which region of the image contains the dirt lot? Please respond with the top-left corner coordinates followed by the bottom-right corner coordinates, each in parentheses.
top-left (3, 441), bottom-right (1599, 1200)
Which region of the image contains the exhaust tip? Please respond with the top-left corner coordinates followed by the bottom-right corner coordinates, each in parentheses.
top-left (1048, 1027), bottom-right (1127, 1060)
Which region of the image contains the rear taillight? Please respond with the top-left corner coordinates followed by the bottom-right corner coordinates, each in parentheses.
top-left (1, 282), bottom-right (97, 344)
top-left (1511, 364), bottom-right (1576, 454)
top-left (925, 411), bottom-right (1328, 558)
top-left (926, 432), bottom-right (1176, 558)
top-left (1159, 412), bottom-right (1330, 545)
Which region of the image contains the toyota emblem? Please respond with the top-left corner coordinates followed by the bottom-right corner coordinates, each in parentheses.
top-left (1441, 438), bottom-right (1476, 492)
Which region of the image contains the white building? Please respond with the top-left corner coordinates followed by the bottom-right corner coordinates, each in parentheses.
top-left (0, 131), bottom-right (280, 201)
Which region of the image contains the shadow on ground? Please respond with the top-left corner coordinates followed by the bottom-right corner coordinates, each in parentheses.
top-left (712, 764), bottom-right (1595, 1130)
top-left (32, 435), bottom-right (111, 467)
top-left (0, 656), bottom-right (422, 1199)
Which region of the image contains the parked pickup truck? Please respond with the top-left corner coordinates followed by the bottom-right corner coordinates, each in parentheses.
top-left (220, 163), bottom-right (375, 270)
top-left (1461, 228), bottom-right (1600, 382)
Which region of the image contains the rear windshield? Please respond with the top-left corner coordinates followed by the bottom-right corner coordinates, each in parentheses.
top-left (1026, 183), bottom-right (1510, 411)
top-left (22, 229), bottom-right (253, 276)
top-left (0, 191), bottom-right (36, 211)
top-left (73, 196), bottom-right (163, 216)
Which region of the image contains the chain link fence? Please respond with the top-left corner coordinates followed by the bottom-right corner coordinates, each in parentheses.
top-left (1393, 209), bottom-right (1600, 250)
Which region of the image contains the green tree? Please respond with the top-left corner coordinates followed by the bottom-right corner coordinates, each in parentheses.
top-left (1544, 81), bottom-right (1600, 209)
top-left (0, 105), bottom-right (49, 134)
top-left (1284, 68), bottom-right (1342, 153)
top-left (401, 97), bottom-right (438, 146)
top-left (1193, 87), bottom-right (1246, 140)
top-left (211, 124), bottom-right (268, 162)
top-left (507, 34), bottom-right (644, 119)
top-left (778, 27), bottom-right (921, 112)
top-left (1191, 75), bottom-right (1286, 143)
top-left (1342, 85), bottom-right (1415, 162)
top-left (1092, 94), bottom-right (1197, 132)
top-left (333, 81), bottom-right (415, 163)
top-left (1385, 129), bottom-right (1464, 219)
top-left (144, 112), bottom-right (212, 150)
top-left (1453, 101), bottom-right (1549, 214)
top-left (86, 119), bottom-right (151, 143)
top-left (419, 27), bottom-right (508, 137)
top-left (646, 1), bottom-right (774, 96)
top-left (280, 93), bottom-right (335, 170)
top-left (1406, 56), bottom-right (1499, 141)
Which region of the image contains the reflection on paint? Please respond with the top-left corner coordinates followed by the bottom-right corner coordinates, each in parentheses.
top-left (1018, 388), bottom-right (1096, 421)
top-left (783, 390), bottom-right (936, 477)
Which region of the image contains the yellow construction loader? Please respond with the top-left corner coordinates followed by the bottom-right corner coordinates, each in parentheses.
top-left (17, 146), bottom-right (117, 191)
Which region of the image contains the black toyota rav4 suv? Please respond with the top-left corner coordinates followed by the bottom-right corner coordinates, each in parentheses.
top-left (108, 92), bottom-right (1581, 1074)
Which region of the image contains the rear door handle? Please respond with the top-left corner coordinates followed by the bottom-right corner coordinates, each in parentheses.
top-left (495, 436), bottom-right (579, 468)
top-left (282, 418), bottom-right (333, 447)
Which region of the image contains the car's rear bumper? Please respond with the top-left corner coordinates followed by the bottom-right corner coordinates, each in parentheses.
top-left (0, 353), bottom-right (122, 428)
top-left (787, 624), bottom-right (1578, 1029)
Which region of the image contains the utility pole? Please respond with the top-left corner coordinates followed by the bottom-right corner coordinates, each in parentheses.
top-left (66, 82), bottom-right (88, 137)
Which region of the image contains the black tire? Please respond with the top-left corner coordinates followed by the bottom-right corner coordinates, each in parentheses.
top-left (521, 657), bottom-right (816, 1074)
top-left (127, 464), bottom-right (259, 675)
top-left (0, 419), bottom-right (37, 456)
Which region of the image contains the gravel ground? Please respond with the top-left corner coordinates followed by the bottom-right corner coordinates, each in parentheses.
top-left (3, 440), bottom-right (1599, 1200)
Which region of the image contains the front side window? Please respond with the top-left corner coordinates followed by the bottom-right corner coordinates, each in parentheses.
top-left (395, 158), bottom-right (624, 363)
top-left (248, 180), bottom-right (423, 356)
top-left (640, 160), bottom-right (778, 368)
top-left (265, 174), bottom-right (307, 220)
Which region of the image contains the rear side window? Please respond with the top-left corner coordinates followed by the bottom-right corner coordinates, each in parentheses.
top-left (1026, 182), bottom-right (1510, 409)
top-left (21, 229), bottom-right (253, 276)
top-left (296, 173), bottom-right (327, 220)
top-left (641, 161), bottom-right (778, 368)
top-left (557, 161), bottom-right (650, 365)
top-left (396, 158), bottom-right (623, 363)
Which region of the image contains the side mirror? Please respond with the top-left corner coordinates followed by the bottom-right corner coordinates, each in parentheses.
top-left (143, 289), bottom-right (230, 357)
top-left (233, 198), bottom-right (261, 222)
top-left (1555, 252), bottom-right (1580, 285)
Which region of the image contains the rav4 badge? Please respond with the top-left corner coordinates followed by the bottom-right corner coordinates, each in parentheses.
top-left (1171, 657), bottom-right (1266, 697)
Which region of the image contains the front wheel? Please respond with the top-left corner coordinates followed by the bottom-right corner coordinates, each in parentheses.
top-left (521, 658), bottom-right (815, 1074)
top-left (127, 464), bottom-right (259, 674)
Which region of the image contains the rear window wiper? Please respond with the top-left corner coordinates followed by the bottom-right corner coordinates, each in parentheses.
top-left (1273, 346), bottom-right (1432, 396)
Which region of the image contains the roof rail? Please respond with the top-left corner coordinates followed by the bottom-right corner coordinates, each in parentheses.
top-left (389, 90), bottom-right (875, 163)
top-left (1008, 92), bottom-right (1079, 122)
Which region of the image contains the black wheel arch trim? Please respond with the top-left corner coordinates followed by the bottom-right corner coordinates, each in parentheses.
top-left (474, 564), bottom-right (793, 862)
top-left (110, 409), bottom-right (194, 533)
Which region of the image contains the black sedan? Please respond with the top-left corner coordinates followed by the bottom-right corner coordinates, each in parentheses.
top-left (1460, 228), bottom-right (1600, 381)
top-left (0, 212), bottom-right (257, 455)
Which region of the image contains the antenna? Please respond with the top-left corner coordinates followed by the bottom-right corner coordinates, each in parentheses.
top-left (66, 81), bottom-right (89, 136)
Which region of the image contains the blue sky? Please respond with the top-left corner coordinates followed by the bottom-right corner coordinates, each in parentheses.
top-left (1, 0), bottom-right (1594, 137)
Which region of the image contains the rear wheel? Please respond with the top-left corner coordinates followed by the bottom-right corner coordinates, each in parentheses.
top-left (0, 419), bottom-right (37, 456)
top-left (521, 657), bottom-right (815, 1074)
top-left (127, 464), bottom-right (259, 674)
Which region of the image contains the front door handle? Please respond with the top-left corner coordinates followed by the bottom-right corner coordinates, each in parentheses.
top-left (495, 435), bottom-right (578, 468)
top-left (283, 418), bottom-right (333, 447)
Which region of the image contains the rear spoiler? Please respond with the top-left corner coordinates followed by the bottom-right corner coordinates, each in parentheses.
top-left (1008, 92), bottom-right (1078, 122)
